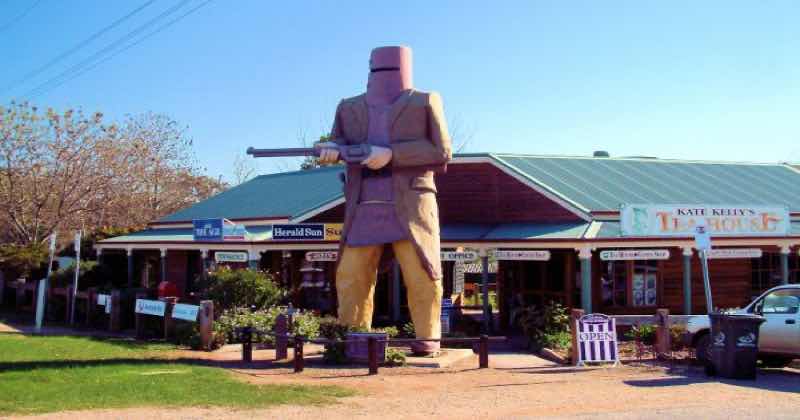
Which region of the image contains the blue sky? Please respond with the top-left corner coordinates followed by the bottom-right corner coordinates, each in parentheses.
top-left (2, 0), bottom-right (798, 182)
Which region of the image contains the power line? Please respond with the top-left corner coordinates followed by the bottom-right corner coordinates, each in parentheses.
top-left (1, 0), bottom-right (157, 95)
top-left (27, 0), bottom-right (214, 100)
top-left (0, 0), bottom-right (43, 34)
top-left (21, 0), bottom-right (197, 99)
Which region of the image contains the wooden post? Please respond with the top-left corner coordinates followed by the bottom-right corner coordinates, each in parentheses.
top-left (479, 335), bottom-right (489, 368)
top-left (241, 327), bottom-right (253, 363)
top-left (578, 248), bottom-right (593, 313)
top-left (571, 308), bottom-right (585, 365)
top-left (368, 336), bottom-right (379, 375)
top-left (0, 272), bottom-right (5, 306)
top-left (109, 290), bottom-right (122, 332)
top-left (294, 336), bottom-right (305, 373)
top-left (162, 297), bottom-right (177, 341)
top-left (87, 287), bottom-right (97, 326)
top-left (655, 308), bottom-right (671, 356)
top-left (135, 292), bottom-right (146, 339)
top-left (15, 282), bottom-right (26, 312)
top-left (274, 314), bottom-right (288, 360)
top-left (63, 285), bottom-right (73, 322)
top-left (198, 300), bottom-right (214, 350)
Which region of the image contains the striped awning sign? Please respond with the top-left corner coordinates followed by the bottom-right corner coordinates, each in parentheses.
top-left (576, 313), bottom-right (619, 366)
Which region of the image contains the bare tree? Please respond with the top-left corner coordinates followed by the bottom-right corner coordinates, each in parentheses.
top-left (232, 154), bottom-right (256, 185)
top-left (0, 103), bottom-right (226, 246)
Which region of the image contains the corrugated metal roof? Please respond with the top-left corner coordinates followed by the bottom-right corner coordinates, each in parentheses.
top-left (159, 165), bottom-right (345, 222)
top-left (491, 154), bottom-right (800, 212)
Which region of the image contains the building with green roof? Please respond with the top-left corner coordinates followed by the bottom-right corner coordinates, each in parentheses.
top-left (98, 153), bottom-right (800, 327)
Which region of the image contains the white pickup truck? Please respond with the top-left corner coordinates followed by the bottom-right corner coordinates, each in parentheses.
top-left (687, 284), bottom-right (800, 367)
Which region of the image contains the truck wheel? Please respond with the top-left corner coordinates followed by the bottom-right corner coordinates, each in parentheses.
top-left (759, 356), bottom-right (792, 368)
top-left (694, 333), bottom-right (711, 366)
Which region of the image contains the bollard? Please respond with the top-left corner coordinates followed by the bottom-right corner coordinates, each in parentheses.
top-left (294, 336), bottom-right (305, 373)
top-left (655, 308), bottom-right (671, 356)
top-left (570, 308), bottom-right (585, 365)
top-left (242, 326), bottom-right (253, 363)
top-left (368, 337), bottom-right (379, 375)
top-left (109, 290), bottom-right (121, 332)
top-left (274, 314), bottom-right (288, 360)
top-left (198, 300), bottom-right (214, 350)
top-left (479, 335), bottom-right (489, 368)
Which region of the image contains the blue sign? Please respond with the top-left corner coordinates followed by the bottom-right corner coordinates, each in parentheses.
top-left (193, 219), bottom-right (223, 241)
top-left (272, 224), bottom-right (325, 240)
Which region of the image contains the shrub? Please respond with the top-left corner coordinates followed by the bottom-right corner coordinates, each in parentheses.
top-left (291, 311), bottom-right (321, 338)
top-left (373, 326), bottom-right (399, 338)
top-left (0, 243), bottom-right (48, 279)
top-left (319, 316), bottom-right (353, 364)
top-left (626, 323), bottom-right (657, 345)
top-left (518, 301), bottom-right (571, 351)
top-left (384, 347), bottom-right (406, 366)
top-left (200, 267), bottom-right (285, 311)
top-left (669, 324), bottom-right (688, 351)
top-left (49, 260), bottom-right (113, 290)
top-left (213, 306), bottom-right (282, 345)
top-left (401, 322), bottom-right (415, 338)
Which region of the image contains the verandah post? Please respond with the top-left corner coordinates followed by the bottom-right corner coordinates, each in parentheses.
top-left (577, 247), bottom-right (593, 313)
top-left (682, 247), bottom-right (693, 314)
top-left (780, 246), bottom-right (790, 285)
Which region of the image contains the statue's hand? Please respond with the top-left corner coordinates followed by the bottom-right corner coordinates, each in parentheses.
top-left (314, 142), bottom-right (339, 163)
top-left (362, 145), bottom-right (392, 170)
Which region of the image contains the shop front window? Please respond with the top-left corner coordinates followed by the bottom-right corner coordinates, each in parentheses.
top-left (600, 259), bottom-right (660, 308)
top-left (632, 261), bottom-right (658, 307)
top-left (601, 261), bottom-right (627, 307)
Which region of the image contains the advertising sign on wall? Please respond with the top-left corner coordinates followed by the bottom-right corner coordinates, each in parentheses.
top-left (599, 249), bottom-right (671, 261)
top-left (306, 251), bottom-right (338, 262)
top-left (214, 251), bottom-right (248, 263)
top-left (172, 304), bottom-right (200, 322)
top-left (493, 250), bottom-right (551, 261)
top-left (441, 251), bottom-right (479, 262)
top-left (620, 204), bottom-right (790, 237)
top-left (707, 248), bottom-right (763, 259)
top-left (135, 299), bottom-right (166, 316)
top-left (271, 224), bottom-right (342, 241)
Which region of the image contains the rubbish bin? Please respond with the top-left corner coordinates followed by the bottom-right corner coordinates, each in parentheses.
top-left (705, 313), bottom-right (766, 379)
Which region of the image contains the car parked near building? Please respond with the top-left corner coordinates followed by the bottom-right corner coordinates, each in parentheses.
top-left (687, 284), bottom-right (800, 367)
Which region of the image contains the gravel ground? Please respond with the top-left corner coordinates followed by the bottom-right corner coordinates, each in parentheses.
top-left (8, 350), bottom-right (799, 420)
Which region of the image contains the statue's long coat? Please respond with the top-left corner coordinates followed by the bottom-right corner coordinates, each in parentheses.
top-left (330, 89), bottom-right (452, 280)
